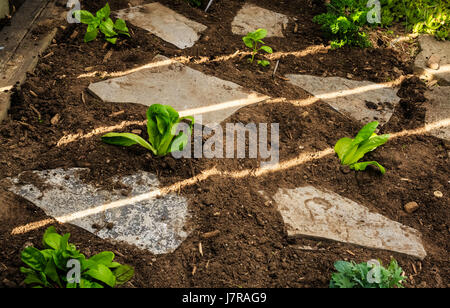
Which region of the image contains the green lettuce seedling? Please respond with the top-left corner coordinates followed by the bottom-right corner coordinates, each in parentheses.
top-left (330, 258), bottom-right (406, 288)
top-left (73, 3), bottom-right (130, 44)
top-left (242, 28), bottom-right (273, 67)
top-left (20, 226), bottom-right (134, 288)
top-left (334, 121), bottom-right (389, 174)
top-left (102, 104), bottom-right (194, 156)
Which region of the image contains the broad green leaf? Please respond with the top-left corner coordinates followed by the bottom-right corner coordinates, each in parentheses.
top-left (114, 18), bottom-right (129, 33)
top-left (102, 132), bottom-right (156, 153)
top-left (84, 28), bottom-right (99, 42)
top-left (21, 247), bottom-right (46, 272)
top-left (252, 28), bottom-right (268, 40)
top-left (43, 226), bottom-right (61, 249)
top-left (242, 37), bottom-right (254, 48)
top-left (66, 282), bottom-right (78, 288)
top-left (73, 10), bottom-right (95, 24)
top-left (334, 137), bottom-right (353, 161)
top-left (259, 45), bottom-right (273, 54)
top-left (334, 261), bottom-right (354, 275)
top-left (80, 278), bottom-right (104, 288)
top-left (23, 272), bottom-right (47, 287)
top-left (351, 161), bottom-right (386, 174)
top-left (59, 233), bottom-right (70, 251)
top-left (105, 37), bottom-right (117, 44)
top-left (44, 258), bottom-right (62, 287)
top-left (113, 265), bottom-right (134, 285)
top-left (351, 134), bottom-right (390, 163)
top-left (257, 60), bottom-right (270, 67)
top-left (170, 132), bottom-right (188, 153)
top-left (96, 3), bottom-right (111, 20)
top-left (99, 18), bottom-right (118, 37)
top-left (352, 121), bottom-right (379, 146)
top-left (85, 264), bottom-right (116, 287)
top-left (88, 251), bottom-right (115, 267)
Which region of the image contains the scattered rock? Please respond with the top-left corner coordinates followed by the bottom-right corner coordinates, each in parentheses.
top-left (427, 55), bottom-right (441, 70)
top-left (424, 86), bottom-right (450, 141)
top-left (131, 129), bottom-right (142, 135)
top-left (266, 186), bottom-right (427, 259)
top-left (231, 3), bottom-right (289, 37)
top-left (286, 74), bottom-right (400, 124)
top-left (434, 191), bottom-right (443, 198)
top-left (115, 3), bottom-right (207, 49)
top-left (404, 201), bottom-right (420, 213)
top-left (50, 113), bottom-right (60, 125)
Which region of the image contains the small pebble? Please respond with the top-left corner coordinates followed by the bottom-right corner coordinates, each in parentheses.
top-left (434, 191), bottom-right (443, 198)
top-left (404, 201), bottom-right (419, 213)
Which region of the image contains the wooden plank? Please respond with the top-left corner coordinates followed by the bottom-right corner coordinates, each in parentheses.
top-left (0, 0), bottom-right (50, 70)
top-left (0, 0), bottom-right (61, 122)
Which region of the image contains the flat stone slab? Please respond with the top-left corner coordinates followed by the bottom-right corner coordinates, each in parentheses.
top-left (6, 168), bottom-right (189, 255)
top-left (425, 86), bottom-right (450, 141)
top-left (415, 35), bottom-right (450, 85)
top-left (88, 56), bottom-right (269, 126)
top-left (231, 3), bottom-right (289, 37)
top-left (286, 74), bottom-right (400, 125)
top-left (268, 186), bottom-right (426, 259)
top-left (115, 3), bottom-right (207, 49)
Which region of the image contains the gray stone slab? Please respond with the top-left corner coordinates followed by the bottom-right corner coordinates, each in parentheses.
top-left (286, 74), bottom-right (400, 125)
top-left (415, 35), bottom-right (450, 85)
top-left (267, 186), bottom-right (426, 259)
top-left (425, 86), bottom-right (450, 141)
top-left (115, 3), bottom-right (207, 49)
top-left (231, 3), bottom-right (289, 37)
top-left (6, 168), bottom-right (190, 254)
top-left (88, 56), bottom-right (269, 126)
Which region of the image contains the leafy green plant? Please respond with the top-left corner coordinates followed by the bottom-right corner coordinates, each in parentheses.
top-left (102, 104), bottom-right (194, 156)
top-left (73, 3), bottom-right (130, 44)
top-left (381, 0), bottom-right (449, 40)
top-left (334, 121), bottom-right (389, 174)
top-left (330, 258), bottom-right (406, 288)
top-left (20, 226), bottom-right (134, 288)
top-left (242, 29), bottom-right (273, 67)
top-left (313, 0), bottom-right (375, 48)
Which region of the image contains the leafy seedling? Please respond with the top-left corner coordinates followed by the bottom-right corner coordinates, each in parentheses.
top-left (102, 104), bottom-right (194, 156)
top-left (20, 226), bottom-right (134, 288)
top-left (334, 121), bottom-right (389, 174)
top-left (73, 3), bottom-right (130, 44)
top-left (242, 28), bottom-right (273, 67)
top-left (330, 258), bottom-right (406, 288)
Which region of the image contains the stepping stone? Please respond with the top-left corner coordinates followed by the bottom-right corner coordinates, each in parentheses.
top-left (115, 3), bottom-right (207, 49)
top-left (264, 186), bottom-right (426, 259)
top-left (88, 56), bottom-right (269, 126)
top-left (231, 3), bottom-right (289, 37)
top-left (6, 168), bottom-right (190, 255)
top-left (286, 74), bottom-right (400, 125)
top-left (415, 35), bottom-right (450, 85)
top-left (425, 86), bottom-right (450, 141)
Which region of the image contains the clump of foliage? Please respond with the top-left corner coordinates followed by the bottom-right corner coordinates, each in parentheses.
top-left (73, 3), bottom-right (130, 44)
top-left (381, 0), bottom-right (449, 40)
top-left (242, 29), bottom-right (273, 67)
top-left (102, 104), bottom-right (194, 156)
top-left (20, 226), bottom-right (134, 288)
top-left (334, 121), bottom-right (389, 174)
top-left (330, 259), bottom-right (406, 288)
top-left (313, 0), bottom-right (375, 49)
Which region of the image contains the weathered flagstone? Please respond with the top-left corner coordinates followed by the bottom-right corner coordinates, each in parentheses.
top-left (88, 56), bottom-right (269, 126)
top-left (6, 168), bottom-right (189, 255)
top-left (231, 3), bottom-right (289, 37)
top-left (286, 74), bottom-right (400, 125)
top-left (266, 186), bottom-right (426, 259)
top-left (115, 3), bottom-right (207, 49)
top-left (425, 86), bottom-right (450, 141)
top-left (415, 35), bottom-right (450, 85)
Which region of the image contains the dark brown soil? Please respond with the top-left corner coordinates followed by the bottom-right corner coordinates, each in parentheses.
top-left (0, 0), bottom-right (448, 288)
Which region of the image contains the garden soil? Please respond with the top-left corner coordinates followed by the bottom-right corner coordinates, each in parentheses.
top-left (0, 0), bottom-right (448, 288)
